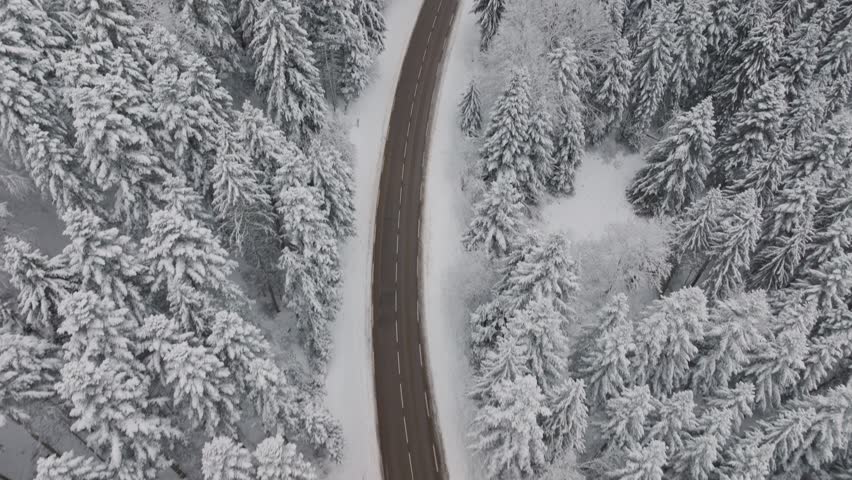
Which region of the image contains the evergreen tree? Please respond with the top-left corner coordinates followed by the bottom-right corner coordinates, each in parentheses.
top-left (60, 209), bottom-right (149, 319)
top-left (35, 452), bottom-right (111, 480)
top-left (255, 435), bottom-right (317, 480)
top-left (609, 440), bottom-right (667, 480)
top-left (141, 208), bottom-right (243, 333)
top-left (750, 217), bottom-right (813, 290)
top-left (579, 294), bottom-right (634, 405)
top-left (780, 81), bottom-right (828, 148)
top-left (527, 97), bottom-right (555, 194)
top-left (626, 99), bottom-right (716, 216)
top-left (704, 0), bottom-right (738, 76)
top-left (646, 391), bottom-right (698, 452)
top-left (626, 1), bottom-right (677, 143)
top-left (777, 20), bottom-right (822, 97)
top-left (469, 375), bottom-right (550, 478)
top-left (463, 174), bottom-right (526, 259)
top-left (479, 68), bottom-right (540, 201)
top-left (304, 134), bottom-right (356, 240)
top-left (543, 378), bottom-right (588, 455)
top-left (352, 0), bottom-right (386, 55)
top-left (600, 385), bottom-right (658, 451)
top-left (202, 437), bottom-right (254, 480)
top-left (701, 189), bottom-right (762, 300)
top-left (510, 297), bottom-right (569, 394)
top-left (632, 287), bottom-right (708, 396)
top-left (2, 237), bottom-right (74, 336)
top-left (786, 112), bottom-right (852, 181)
top-left (714, 15), bottom-right (785, 119)
top-left (712, 77), bottom-right (786, 183)
top-left (674, 188), bottom-right (727, 259)
top-left (550, 101), bottom-right (585, 195)
top-left (211, 136), bottom-right (275, 253)
top-left (58, 292), bottom-right (137, 364)
top-left (0, 333), bottom-right (61, 425)
top-left (588, 37), bottom-right (632, 142)
top-left (170, 0), bottom-right (239, 68)
top-left (792, 253), bottom-right (852, 312)
top-left (742, 328), bottom-right (808, 411)
top-left (692, 291), bottom-right (771, 393)
top-left (669, 0), bottom-right (711, 103)
top-left (706, 382), bottom-right (755, 431)
top-left (469, 324), bottom-right (529, 401)
top-left (459, 81), bottom-right (483, 137)
top-left (798, 329), bottom-right (852, 394)
top-left (819, 20), bottom-right (852, 77)
top-left (732, 139), bottom-right (792, 206)
top-left (235, 102), bottom-right (303, 180)
top-left (249, 0), bottom-right (325, 139)
top-left (474, 0), bottom-right (505, 51)
top-left (276, 184), bottom-right (340, 367)
top-left (69, 0), bottom-right (150, 56)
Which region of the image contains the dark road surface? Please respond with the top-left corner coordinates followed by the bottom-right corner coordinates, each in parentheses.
top-left (371, 0), bottom-right (458, 479)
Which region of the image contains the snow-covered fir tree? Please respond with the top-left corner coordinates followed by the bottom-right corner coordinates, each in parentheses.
top-left (58, 292), bottom-right (137, 364)
top-left (588, 37), bottom-right (632, 142)
top-left (542, 377), bottom-right (588, 456)
top-left (599, 385), bottom-right (658, 451)
top-left (668, 0), bottom-right (711, 104)
top-left (469, 375), bottom-right (550, 478)
top-left (255, 435), bottom-right (317, 480)
top-left (509, 297), bottom-right (570, 394)
top-left (249, 0), bottom-right (325, 139)
top-left (548, 37), bottom-right (588, 194)
top-left (610, 440), bottom-right (667, 480)
top-left (469, 324), bottom-right (529, 401)
top-left (742, 327), bottom-right (808, 411)
top-left (459, 81), bottom-right (483, 137)
top-left (474, 0), bottom-right (505, 51)
top-left (463, 173), bottom-right (526, 259)
top-left (674, 188), bottom-right (727, 260)
top-left (626, 98), bottom-right (715, 216)
top-left (202, 437), bottom-right (254, 480)
top-left (579, 294), bottom-right (634, 405)
top-left (2, 237), bottom-right (74, 336)
top-left (646, 390), bottom-right (697, 452)
top-left (527, 97), bottom-right (555, 194)
top-left (0, 332), bottom-right (61, 426)
top-left (352, 0), bottom-right (386, 55)
top-left (35, 452), bottom-right (111, 480)
top-left (170, 0), bottom-right (239, 69)
top-left (304, 134), bottom-right (356, 240)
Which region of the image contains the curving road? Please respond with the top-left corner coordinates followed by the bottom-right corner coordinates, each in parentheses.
top-left (371, 0), bottom-right (458, 479)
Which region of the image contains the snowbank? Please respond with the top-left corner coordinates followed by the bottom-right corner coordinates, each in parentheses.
top-left (421, 7), bottom-right (487, 480)
top-left (323, 1), bottom-right (423, 478)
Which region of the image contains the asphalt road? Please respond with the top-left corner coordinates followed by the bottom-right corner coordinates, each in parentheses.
top-left (371, 0), bottom-right (458, 479)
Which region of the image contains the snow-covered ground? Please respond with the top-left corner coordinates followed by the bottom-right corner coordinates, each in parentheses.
top-left (323, 1), bottom-right (423, 478)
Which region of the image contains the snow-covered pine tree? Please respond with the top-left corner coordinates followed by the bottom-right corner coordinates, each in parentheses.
top-left (463, 174), bottom-right (526, 259)
top-left (632, 287), bottom-right (708, 396)
top-left (792, 253), bottom-right (852, 312)
top-left (705, 382), bottom-right (755, 432)
top-left (550, 100), bottom-right (586, 195)
top-left (68, 0), bottom-right (150, 57)
top-left (509, 297), bottom-right (570, 394)
top-left (691, 291), bottom-right (771, 394)
top-left (0, 333), bottom-right (61, 426)
top-left (609, 440), bottom-right (667, 480)
top-left (625, 1), bottom-right (677, 145)
top-left (139, 314), bottom-right (240, 434)
top-left (170, 0), bottom-right (239, 69)
top-left (673, 188), bottom-right (727, 260)
top-left (588, 37), bottom-right (632, 143)
top-left (304, 134), bottom-right (356, 240)
top-left (146, 26), bottom-right (234, 192)
top-left (786, 111), bottom-right (852, 181)
top-left (700, 189), bottom-right (762, 299)
top-left (600, 385), bottom-right (658, 451)
top-left (276, 184), bottom-right (340, 367)
top-left (469, 323), bottom-right (529, 401)
top-left (670, 413), bottom-right (729, 480)
top-left (35, 452), bottom-right (111, 480)
top-left (459, 81), bottom-right (483, 137)
top-left (704, 0), bottom-right (738, 78)
top-left (352, 0), bottom-right (386, 55)
top-left (527, 97), bottom-right (555, 195)
top-left (749, 215), bottom-right (813, 290)
top-left (542, 377), bottom-right (588, 456)
top-left (202, 437), bottom-right (254, 480)
top-left (607, 0), bottom-right (627, 33)
top-left (479, 68), bottom-right (540, 201)
top-left (255, 435), bottom-right (317, 480)
top-left (141, 208), bottom-right (243, 333)
top-left (58, 292), bottom-right (137, 365)
top-left (206, 310), bottom-right (271, 381)
top-left (742, 327), bottom-right (808, 411)
top-left (249, 0), bottom-right (325, 139)
top-left (474, 0), bottom-right (505, 51)
top-left (780, 80), bottom-right (829, 149)
top-left (2, 237), bottom-right (74, 336)
top-left (798, 328), bottom-right (852, 394)
top-left (819, 19), bottom-right (852, 78)
top-left (669, 0), bottom-right (711, 104)
top-left (712, 77), bottom-right (786, 185)
top-left (469, 375), bottom-right (550, 478)
top-left (55, 358), bottom-right (181, 478)
top-left (60, 209), bottom-right (149, 320)
top-left (626, 98), bottom-right (715, 216)
top-left (713, 15), bottom-right (786, 120)
top-left (211, 136), bottom-right (275, 253)
top-left (579, 294), bottom-right (634, 405)
top-left (646, 391), bottom-right (697, 452)
top-left (300, 0), bottom-right (373, 103)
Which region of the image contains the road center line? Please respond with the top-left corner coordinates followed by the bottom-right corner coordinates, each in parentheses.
top-left (406, 121), bottom-right (411, 139)
top-left (432, 14), bottom-right (438, 29)
top-left (419, 343), bottom-right (423, 366)
top-left (395, 261), bottom-right (398, 282)
top-left (408, 452), bottom-right (415, 480)
top-left (396, 235), bottom-right (399, 255)
top-left (401, 161), bottom-right (405, 179)
top-left (395, 291), bottom-right (398, 313)
top-left (425, 392), bottom-right (431, 417)
top-left (403, 139), bottom-right (408, 158)
top-left (395, 318), bottom-right (399, 342)
top-left (397, 351), bottom-right (401, 375)
top-left (399, 383), bottom-right (404, 409)
top-left (403, 416), bottom-right (409, 443)
top-left (433, 445), bottom-right (440, 472)
top-left (418, 64), bottom-right (423, 80)
top-left (413, 82), bottom-right (419, 98)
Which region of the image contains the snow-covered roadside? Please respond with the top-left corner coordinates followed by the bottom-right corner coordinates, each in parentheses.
top-left (421, 7), bottom-right (486, 480)
top-left (323, 1), bottom-right (423, 478)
